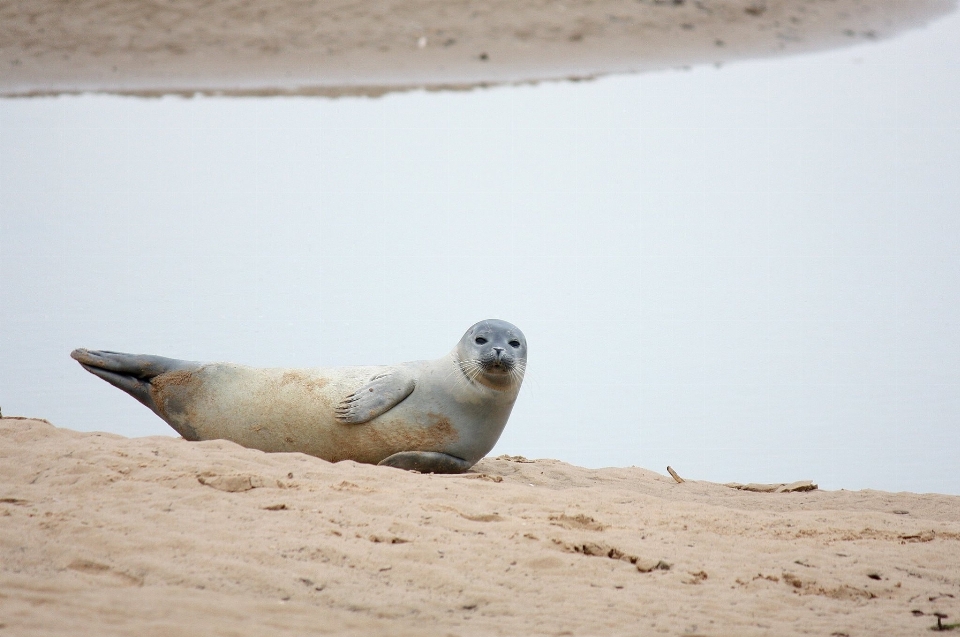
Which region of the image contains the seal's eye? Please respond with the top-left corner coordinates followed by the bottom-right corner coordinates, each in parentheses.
top-left (509, 340), bottom-right (520, 348)
top-left (475, 337), bottom-right (487, 345)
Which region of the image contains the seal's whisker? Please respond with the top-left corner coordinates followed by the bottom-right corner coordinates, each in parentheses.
top-left (445, 361), bottom-right (463, 382)
top-left (449, 361), bottom-right (473, 389)
top-left (466, 361), bottom-right (484, 384)
top-left (453, 357), bottom-right (485, 388)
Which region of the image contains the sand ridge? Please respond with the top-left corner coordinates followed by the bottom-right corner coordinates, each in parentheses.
top-left (1, 416), bottom-right (958, 635)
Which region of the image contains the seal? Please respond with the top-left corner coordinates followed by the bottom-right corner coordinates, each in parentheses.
top-left (70, 319), bottom-right (527, 474)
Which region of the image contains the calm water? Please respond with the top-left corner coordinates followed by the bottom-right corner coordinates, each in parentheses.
top-left (2, 16), bottom-right (959, 493)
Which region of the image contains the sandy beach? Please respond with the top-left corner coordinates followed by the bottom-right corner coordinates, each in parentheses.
top-left (2, 416), bottom-right (958, 635)
top-left (1, 0), bottom-right (954, 96)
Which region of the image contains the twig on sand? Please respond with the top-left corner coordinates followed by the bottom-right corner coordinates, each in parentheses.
top-left (932, 612), bottom-right (959, 631)
top-left (666, 466), bottom-right (685, 484)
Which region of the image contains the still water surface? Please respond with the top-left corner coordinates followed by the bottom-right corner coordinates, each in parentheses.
top-left (2, 18), bottom-right (959, 493)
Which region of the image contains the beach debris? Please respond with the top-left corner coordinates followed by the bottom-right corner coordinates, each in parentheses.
top-left (724, 480), bottom-right (817, 493)
top-left (667, 466), bottom-right (685, 483)
top-left (932, 612), bottom-right (958, 631)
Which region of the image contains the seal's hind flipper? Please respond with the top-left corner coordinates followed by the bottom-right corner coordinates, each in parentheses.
top-left (71, 349), bottom-right (197, 379)
top-left (77, 363), bottom-right (155, 409)
top-left (334, 369), bottom-right (416, 424)
top-left (378, 451), bottom-right (472, 474)
top-left (71, 348), bottom-right (200, 411)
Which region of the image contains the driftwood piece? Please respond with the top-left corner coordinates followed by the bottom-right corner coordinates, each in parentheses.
top-left (724, 480), bottom-right (818, 493)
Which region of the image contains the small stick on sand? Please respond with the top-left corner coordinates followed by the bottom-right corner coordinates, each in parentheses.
top-left (666, 466), bottom-right (684, 484)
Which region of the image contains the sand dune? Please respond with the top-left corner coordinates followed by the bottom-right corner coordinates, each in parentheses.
top-left (1, 0), bottom-right (955, 96)
top-left (2, 416), bottom-right (958, 635)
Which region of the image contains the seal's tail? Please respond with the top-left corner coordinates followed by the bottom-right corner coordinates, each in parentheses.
top-left (70, 349), bottom-right (197, 410)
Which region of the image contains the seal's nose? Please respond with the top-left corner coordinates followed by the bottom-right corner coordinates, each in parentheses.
top-left (493, 347), bottom-right (504, 360)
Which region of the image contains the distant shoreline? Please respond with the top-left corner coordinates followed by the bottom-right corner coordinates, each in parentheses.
top-left (2, 0), bottom-right (954, 97)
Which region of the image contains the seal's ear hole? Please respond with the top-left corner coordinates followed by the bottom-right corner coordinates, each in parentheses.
top-left (475, 337), bottom-right (488, 345)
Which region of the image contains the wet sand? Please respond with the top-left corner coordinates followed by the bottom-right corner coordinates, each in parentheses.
top-left (2, 416), bottom-right (958, 635)
top-left (1, 0), bottom-right (955, 97)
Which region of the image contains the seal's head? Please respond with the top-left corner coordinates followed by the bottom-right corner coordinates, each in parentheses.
top-left (454, 319), bottom-right (527, 390)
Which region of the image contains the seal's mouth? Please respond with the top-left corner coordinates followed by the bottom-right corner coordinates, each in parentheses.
top-left (478, 352), bottom-right (514, 374)
top-left (458, 354), bottom-right (524, 388)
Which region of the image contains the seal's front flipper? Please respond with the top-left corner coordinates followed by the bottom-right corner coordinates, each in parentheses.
top-left (378, 451), bottom-right (472, 474)
top-left (335, 369), bottom-right (416, 424)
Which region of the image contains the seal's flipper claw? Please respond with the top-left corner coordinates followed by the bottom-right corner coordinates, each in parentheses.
top-left (378, 451), bottom-right (472, 474)
top-left (335, 369), bottom-right (416, 425)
